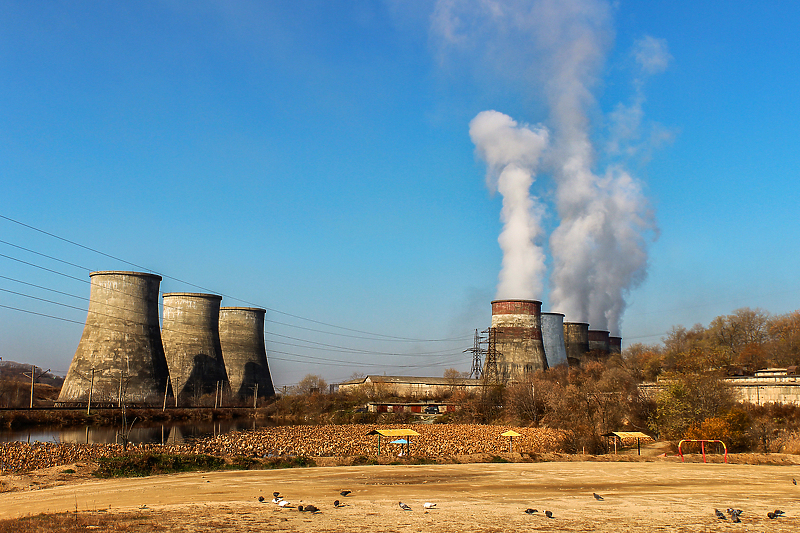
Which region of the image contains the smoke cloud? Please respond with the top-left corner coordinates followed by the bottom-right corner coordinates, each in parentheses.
top-left (470, 110), bottom-right (549, 300)
top-left (434, 0), bottom-right (663, 335)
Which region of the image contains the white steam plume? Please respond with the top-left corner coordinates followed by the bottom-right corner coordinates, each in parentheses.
top-left (433, 0), bottom-right (662, 335)
top-left (469, 110), bottom-right (549, 300)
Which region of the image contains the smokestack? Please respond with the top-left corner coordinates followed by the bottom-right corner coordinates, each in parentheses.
top-left (608, 336), bottom-right (622, 354)
top-left (58, 271), bottom-right (169, 405)
top-left (218, 307), bottom-right (275, 399)
top-left (540, 312), bottom-right (568, 367)
top-left (588, 329), bottom-right (611, 357)
top-left (489, 299), bottom-right (548, 381)
top-left (563, 322), bottom-right (590, 367)
top-left (161, 292), bottom-right (228, 401)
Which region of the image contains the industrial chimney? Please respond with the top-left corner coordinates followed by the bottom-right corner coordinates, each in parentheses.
top-left (588, 329), bottom-right (611, 357)
top-left (541, 312), bottom-right (568, 367)
top-left (218, 307), bottom-right (275, 399)
top-left (489, 299), bottom-right (548, 382)
top-left (58, 271), bottom-right (169, 405)
top-left (161, 292), bottom-right (228, 402)
top-left (563, 322), bottom-right (590, 367)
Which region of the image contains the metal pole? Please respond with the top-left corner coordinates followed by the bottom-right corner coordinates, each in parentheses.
top-left (253, 383), bottom-right (258, 409)
top-left (29, 365), bottom-right (36, 408)
top-left (163, 379), bottom-right (169, 412)
top-left (87, 368), bottom-right (95, 415)
top-left (214, 381), bottom-right (219, 409)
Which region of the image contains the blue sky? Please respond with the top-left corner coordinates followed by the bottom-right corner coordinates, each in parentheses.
top-left (1, 1), bottom-right (799, 388)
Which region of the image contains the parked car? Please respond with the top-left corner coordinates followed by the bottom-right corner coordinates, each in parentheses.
top-left (423, 405), bottom-right (440, 414)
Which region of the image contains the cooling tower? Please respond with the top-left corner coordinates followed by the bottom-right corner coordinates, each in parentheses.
top-left (588, 329), bottom-right (611, 357)
top-left (489, 300), bottom-right (548, 382)
top-left (541, 312), bottom-right (568, 367)
top-left (161, 292), bottom-right (228, 400)
top-left (58, 271), bottom-right (169, 405)
top-left (563, 322), bottom-right (590, 367)
top-left (608, 336), bottom-right (622, 354)
top-left (218, 307), bottom-right (275, 398)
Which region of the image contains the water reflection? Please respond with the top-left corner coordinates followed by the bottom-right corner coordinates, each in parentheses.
top-left (0, 418), bottom-right (274, 444)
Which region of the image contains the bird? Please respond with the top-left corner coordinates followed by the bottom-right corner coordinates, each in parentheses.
top-left (731, 513), bottom-right (741, 523)
top-left (278, 500), bottom-right (291, 507)
top-left (258, 496), bottom-right (265, 503)
top-left (273, 491), bottom-right (281, 499)
top-left (399, 502), bottom-right (412, 511)
top-left (340, 490), bottom-right (352, 497)
top-left (300, 504), bottom-right (319, 513)
top-left (593, 493), bottom-right (604, 501)
top-left (544, 510), bottom-right (553, 519)
top-left (774, 509), bottom-right (785, 516)
top-left (423, 502), bottom-right (437, 509)
top-left (524, 508), bottom-right (538, 514)
top-left (715, 509), bottom-right (726, 520)
top-left (334, 500), bottom-right (341, 508)
top-left (794, 478), bottom-right (797, 485)
top-left (767, 512), bottom-right (776, 519)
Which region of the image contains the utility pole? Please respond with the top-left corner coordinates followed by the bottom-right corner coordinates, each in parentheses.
top-left (87, 368), bottom-right (96, 415)
top-left (22, 365), bottom-right (51, 409)
top-left (162, 379), bottom-right (170, 412)
top-left (214, 381), bottom-right (220, 409)
top-left (482, 328), bottom-right (501, 386)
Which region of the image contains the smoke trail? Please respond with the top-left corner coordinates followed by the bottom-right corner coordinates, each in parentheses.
top-left (469, 110), bottom-right (549, 300)
top-left (433, 0), bottom-right (662, 335)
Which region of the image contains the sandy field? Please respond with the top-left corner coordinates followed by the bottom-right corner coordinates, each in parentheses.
top-left (2, 459), bottom-right (800, 532)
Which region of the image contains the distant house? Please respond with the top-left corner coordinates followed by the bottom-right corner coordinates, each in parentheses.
top-left (337, 375), bottom-right (482, 398)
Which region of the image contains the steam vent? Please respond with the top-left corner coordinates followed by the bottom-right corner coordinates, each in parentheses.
top-left (540, 312), bottom-right (568, 367)
top-left (58, 271), bottom-right (169, 405)
top-left (489, 299), bottom-right (548, 382)
top-left (563, 322), bottom-right (590, 366)
top-left (218, 307), bottom-right (275, 398)
top-left (161, 292), bottom-right (228, 400)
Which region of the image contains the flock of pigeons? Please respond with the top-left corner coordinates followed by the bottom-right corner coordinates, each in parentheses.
top-left (256, 482), bottom-right (794, 523)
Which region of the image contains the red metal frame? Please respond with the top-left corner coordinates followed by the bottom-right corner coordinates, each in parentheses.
top-left (677, 439), bottom-right (728, 463)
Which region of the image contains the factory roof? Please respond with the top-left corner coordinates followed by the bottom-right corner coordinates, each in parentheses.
top-left (339, 375), bottom-right (481, 386)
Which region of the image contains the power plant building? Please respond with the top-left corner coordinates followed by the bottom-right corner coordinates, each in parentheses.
top-left (218, 307), bottom-right (275, 398)
top-left (541, 312), bottom-right (568, 367)
top-left (563, 321), bottom-right (590, 366)
top-left (57, 271), bottom-right (169, 405)
top-left (161, 292), bottom-right (228, 400)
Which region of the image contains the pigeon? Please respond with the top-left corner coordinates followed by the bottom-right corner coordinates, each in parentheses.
top-left (774, 509), bottom-right (785, 517)
top-left (273, 492), bottom-right (281, 499)
top-left (340, 490), bottom-right (352, 497)
top-left (767, 512), bottom-right (776, 519)
top-left (272, 498), bottom-right (283, 504)
top-left (731, 513), bottom-right (741, 523)
top-left (399, 502), bottom-right (412, 511)
top-left (258, 496), bottom-right (265, 503)
top-left (593, 493), bottom-right (604, 501)
top-left (334, 500), bottom-right (341, 508)
top-left (524, 508), bottom-right (538, 514)
top-left (715, 509), bottom-right (726, 520)
top-left (299, 504), bottom-right (319, 513)
top-left (794, 478), bottom-right (797, 485)
top-left (545, 510), bottom-right (553, 519)
top-left (423, 502), bottom-right (437, 509)
top-left (278, 500), bottom-right (291, 507)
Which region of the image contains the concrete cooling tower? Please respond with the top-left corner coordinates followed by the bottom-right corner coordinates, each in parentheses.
top-left (563, 322), bottom-right (590, 367)
top-left (489, 299), bottom-right (548, 382)
top-left (609, 336), bottom-right (622, 354)
top-left (218, 307), bottom-right (275, 399)
top-left (161, 292), bottom-right (228, 401)
top-left (588, 329), bottom-right (611, 357)
top-left (540, 312), bottom-right (568, 367)
top-left (58, 271), bottom-right (169, 405)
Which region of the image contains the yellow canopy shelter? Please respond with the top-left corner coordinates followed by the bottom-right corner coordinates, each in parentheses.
top-left (367, 429), bottom-right (421, 457)
top-left (501, 430), bottom-right (522, 453)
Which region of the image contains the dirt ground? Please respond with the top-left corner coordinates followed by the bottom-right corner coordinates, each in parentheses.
top-left (2, 458), bottom-right (800, 532)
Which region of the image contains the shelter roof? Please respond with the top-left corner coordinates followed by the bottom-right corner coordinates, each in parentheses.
top-left (366, 429), bottom-right (421, 437)
top-left (601, 431), bottom-right (651, 439)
